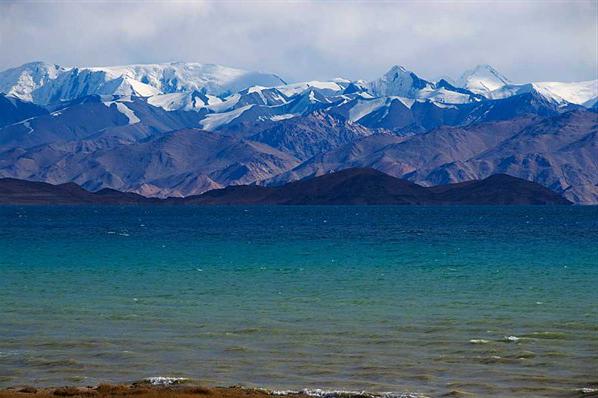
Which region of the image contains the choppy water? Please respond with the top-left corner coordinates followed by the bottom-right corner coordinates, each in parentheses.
top-left (0, 206), bottom-right (597, 397)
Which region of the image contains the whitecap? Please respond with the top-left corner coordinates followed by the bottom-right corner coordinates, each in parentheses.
top-left (504, 335), bottom-right (520, 342)
top-left (144, 377), bottom-right (189, 386)
top-left (469, 339), bottom-right (490, 344)
top-left (271, 389), bottom-right (428, 398)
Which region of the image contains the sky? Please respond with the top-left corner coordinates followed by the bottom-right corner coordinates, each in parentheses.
top-left (0, 0), bottom-right (596, 83)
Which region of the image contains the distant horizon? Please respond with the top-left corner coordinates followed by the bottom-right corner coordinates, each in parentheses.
top-left (1, 0), bottom-right (596, 83)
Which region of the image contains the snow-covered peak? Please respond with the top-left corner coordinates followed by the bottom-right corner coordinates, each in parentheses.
top-left (147, 91), bottom-right (222, 111)
top-left (367, 65), bottom-right (477, 104)
top-left (332, 77), bottom-right (351, 84)
top-left (489, 80), bottom-right (598, 107)
top-left (457, 64), bottom-right (510, 95)
top-left (85, 62), bottom-right (286, 96)
top-left (0, 61), bottom-right (66, 102)
top-left (276, 80), bottom-right (346, 98)
top-left (0, 61), bottom-right (286, 105)
top-left (233, 85), bottom-right (289, 108)
top-left (343, 80), bottom-right (369, 95)
top-left (531, 80), bottom-right (597, 106)
top-left (368, 65), bottom-right (433, 97)
top-left (386, 65), bottom-right (408, 74)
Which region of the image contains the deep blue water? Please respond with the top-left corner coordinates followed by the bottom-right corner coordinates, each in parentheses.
top-left (1, 206), bottom-right (597, 397)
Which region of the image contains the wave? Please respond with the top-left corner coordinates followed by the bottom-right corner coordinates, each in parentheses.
top-left (469, 339), bottom-right (490, 344)
top-left (269, 388), bottom-right (429, 398)
top-left (143, 377), bottom-right (190, 386)
top-left (138, 381), bottom-right (430, 398)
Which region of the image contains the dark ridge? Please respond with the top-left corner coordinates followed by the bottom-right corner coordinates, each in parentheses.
top-left (427, 174), bottom-right (573, 205)
top-left (0, 168), bottom-right (572, 205)
top-left (0, 178), bottom-right (160, 205)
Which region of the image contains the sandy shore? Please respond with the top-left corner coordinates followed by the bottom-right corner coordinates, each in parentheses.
top-left (0, 384), bottom-right (314, 398)
top-left (2, 382), bottom-right (597, 398)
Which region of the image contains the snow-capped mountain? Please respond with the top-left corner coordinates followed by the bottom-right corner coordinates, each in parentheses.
top-left (488, 80), bottom-right (598, 106)
top-left (455, 64), bottom-right (597, 106)
top-left (368, 65), bottom-right (435, 98)
top-left (367, 65), bottom-right (482, 104)
top-left (2, 61), bottom-right (594, 127)
top-left (88, 62), bottom-right (287, 96)
top-left (2, 60), bottom-right (592, 137)
top-left (457, 64), bottom-right (511, 95)
top-left (0, 62), bottom-right (65, 102)
top-left (0, 61), bottom-right (596, 203)
top-left (0, 62), bottom-right (286, 105)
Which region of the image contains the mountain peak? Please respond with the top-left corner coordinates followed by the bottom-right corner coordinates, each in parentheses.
top-left (386, 65), bottom-right (409, 74)
top-left (471, 64), bottom-right (501, 73)
top-left (457, 64), bottom-right (510, 95)
top-left (369, 65), bottom-right (431, 97)
top-left (6, 61), bottom-right (65, 75)
top-left (0, 61), bottom-right (286, 104)
top-left (0, 61), bottom-right (65, 102)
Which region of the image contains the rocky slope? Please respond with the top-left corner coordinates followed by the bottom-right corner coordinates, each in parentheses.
top-left (266, 111), bottom-right (598, 204)
top-left (0, 128), bottom-right (299, 198)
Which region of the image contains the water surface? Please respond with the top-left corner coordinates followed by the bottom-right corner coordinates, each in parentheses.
top-left (1, 206), bottom-right (597, 397)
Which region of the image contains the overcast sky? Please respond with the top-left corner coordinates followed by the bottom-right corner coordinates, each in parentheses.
top-left (0, 0), bottom-right (596, 83)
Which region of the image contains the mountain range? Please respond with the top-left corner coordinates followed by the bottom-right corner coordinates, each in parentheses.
top-left (0, 61), bottom-right (596, 203)
top-left (0, 168), bottom-right (571, 205)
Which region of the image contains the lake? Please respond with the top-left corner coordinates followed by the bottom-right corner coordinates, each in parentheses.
top-left (1, 205), bottom-right (597, 397)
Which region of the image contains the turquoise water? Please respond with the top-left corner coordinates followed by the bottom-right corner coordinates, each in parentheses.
top-left (0, 206), bottom-right (597, 397)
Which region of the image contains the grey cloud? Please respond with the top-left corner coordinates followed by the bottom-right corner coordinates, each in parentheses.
top-left (0, 0), bottom-right (595, 83)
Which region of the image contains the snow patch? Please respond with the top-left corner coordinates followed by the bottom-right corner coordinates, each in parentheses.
top-left (103, 101), bottom-right (140, 124)
top-left (208, 93), bottom-right (241, 113)
top-left (148, 92), bottom-right (221, 111)
top-left (270, 114), bottom-right (296, 121)
top-left (201, 105), bottom-right (252, 130)
top-left (23, 121), bottom-right (34, 135)
top-left (348, 98), bottom-right (389, 122)
top-left (276, 81), bottom-right (344, 97)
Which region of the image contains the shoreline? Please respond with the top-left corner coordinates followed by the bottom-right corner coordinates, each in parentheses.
top-left (2, 381), bottom-right (598, 398)
top-left (0, 382), bottom-right (427, 398)
top-left (0, 385), bottom-right (297, 398)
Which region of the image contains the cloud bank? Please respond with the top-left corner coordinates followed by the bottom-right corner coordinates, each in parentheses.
top-left (0, 0), bottom-right (596, 83)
